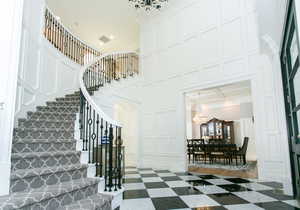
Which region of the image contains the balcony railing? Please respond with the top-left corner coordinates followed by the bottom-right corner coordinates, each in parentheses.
top-left (44, 8), bottom-right (101, 65)
top-left (79, 52), bottom-right (138, 191)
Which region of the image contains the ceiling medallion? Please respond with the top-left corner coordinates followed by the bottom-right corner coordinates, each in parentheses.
top-left (129, 0), bottom-right (168, 11)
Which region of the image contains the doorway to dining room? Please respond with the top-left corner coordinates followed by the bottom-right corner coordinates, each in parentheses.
top-left (185, 80), bottom-right (258, 178)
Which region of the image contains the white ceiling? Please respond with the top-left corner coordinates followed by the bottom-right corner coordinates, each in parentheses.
top-left (186, 81), bottom-right (252, 108)
top-left (46, 0), bottom-right (140, 53)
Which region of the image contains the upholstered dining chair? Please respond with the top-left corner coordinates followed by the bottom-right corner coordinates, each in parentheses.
top-left (234, 137), bottom-right (249, 165)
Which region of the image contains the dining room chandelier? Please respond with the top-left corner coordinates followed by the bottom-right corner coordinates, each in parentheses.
top-left (129, 0), bottom-right (168, 11)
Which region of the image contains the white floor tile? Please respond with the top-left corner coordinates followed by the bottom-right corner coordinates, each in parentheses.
top-left (165, 181), bottom-right (191, 188)
top-left (124, 174), bottom-right (141, 179)
top-left (239, 183), bottom-right (274, 191)
top-left (195, 185), bottom-right (228, 194)
top-left (142, 177), bottom-right (163, 183)
top-left (180, 194), bottom-right (220, 208)
top-left (139, 170), bottom-right (155, 174)
top-left (147, 188), bottom-right (177, 198)
top-left (283, 200), bottom-right (300, 208)
top-left (233, 191), bottom-right (277, 203)
top-left (125, 168), bottom-right (137, 172)
top-left (123, 183), bottom-right (145, 190)
top-left (179, 176), bottom-right (201, 181)
top-left (206, 179), bottom-right (234, 185)
top-left (157, 173), bottom-right (177, 177)
top-left (225, 204), bottom-right (264, 210)
top-left (120, 198), bottom-right (155, 210)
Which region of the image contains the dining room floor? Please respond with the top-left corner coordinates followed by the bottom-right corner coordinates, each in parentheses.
top-left (120, 167), bottom-right (300, 210)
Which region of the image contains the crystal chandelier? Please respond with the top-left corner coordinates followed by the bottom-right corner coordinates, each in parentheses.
top-left (129, 0), bottom-right (168, 11)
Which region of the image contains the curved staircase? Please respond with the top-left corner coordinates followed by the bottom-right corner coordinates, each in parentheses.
top-left (0, 91), bottom-right (112, 210)
top-left (0, 7), bottom-right (139, 209)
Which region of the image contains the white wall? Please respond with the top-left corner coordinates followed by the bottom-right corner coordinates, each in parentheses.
top-left (15, 0), bottom-right (81, 122)
top-left (0, 0), bottom-right (24, 196)
top-left (138, 0), bottom-right (293, 193)
top-left (93, 77), bottom-right (142, 167)
top-left (115, 102), bottom-right (139, 167)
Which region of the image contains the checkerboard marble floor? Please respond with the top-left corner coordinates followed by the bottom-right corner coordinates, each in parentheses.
top-left (120, 167), bottom-right (300, 210)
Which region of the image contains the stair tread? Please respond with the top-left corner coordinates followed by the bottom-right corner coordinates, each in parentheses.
top-left (28, 111), bottom-right (76, 115)
top-left (13, 138), bottom-right (76, 143)
top-left (14, 127), bottom-right (75, 132)
top-left (19, 118), bottom-right (75, 123)
top-left (11, 150), bottom-right (80, 159)
top-left (0, 178), bottom-right (100, 209)
top-left (57, 193), bottom-right (112, 210)
top-left (11, 164), bottom-right (88, 180)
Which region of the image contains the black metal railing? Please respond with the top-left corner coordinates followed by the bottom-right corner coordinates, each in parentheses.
top-left (44, 8), bottom-right (101, 65)
top-left (79, 52), bottom-right (138, 191)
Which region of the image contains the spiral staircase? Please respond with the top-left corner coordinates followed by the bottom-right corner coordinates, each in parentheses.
top-left (0, 7), bottom-right (139, 210)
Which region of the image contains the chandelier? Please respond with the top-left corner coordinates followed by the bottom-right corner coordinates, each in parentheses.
top-left (129, 0), bottom-right (168, 11)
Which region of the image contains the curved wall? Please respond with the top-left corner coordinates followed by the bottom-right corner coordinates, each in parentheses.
top-left (15, 0), bottom-right (81, 122)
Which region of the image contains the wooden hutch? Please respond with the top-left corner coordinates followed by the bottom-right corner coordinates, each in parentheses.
top-left (200, 118), bottom-right (235, 144)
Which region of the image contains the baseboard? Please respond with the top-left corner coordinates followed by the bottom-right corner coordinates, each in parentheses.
top-left (0, 162), bottom-right (11, 196)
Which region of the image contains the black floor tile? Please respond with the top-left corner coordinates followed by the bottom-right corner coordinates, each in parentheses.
top-left (144, 182), bottom-right (169, 189)
top-left (151, 196), bottom-right (189, 210)
top-left (123, 178), bottom-right (143, 183)
top-left (255, 201), bottom-right (300, 210)
top-left (161, 176), bottom-right (182, 181)
top-left (258, 181), bottom-right (283, 189)
top-left (172, 186), bottom-right (202, 196)
top-left (192, 206), bottom-right (227, 210)
top-left (138, 168), bottom-right (153, 171)
top-left (197, 175), bottom-right (219, 179)
top-left (218, 184), bottom-right (251, 192)
top-left (259, 189), bottom-right (294, 200)
top-left (123, 189), bottom-right (149, 199)
top-left (154, 170), bottom-right (170, 173)
top-left (174, 172), bottom-right (192, 176)
top-left (140, 173), bottom-right (158, 178)
top-left (186, 180), bottom-right (213, 186)
top-left (225, 178), bottom-right (250, 183)
top-left (208, 193), bottom-right (249, 205)
top-left (125, 171), bottom-right (139, 175)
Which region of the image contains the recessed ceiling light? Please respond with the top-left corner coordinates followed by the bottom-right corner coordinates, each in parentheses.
top-left (99, 41), bottom-right (104, 46)
top-left (109, 35), bottom-right (115, 40)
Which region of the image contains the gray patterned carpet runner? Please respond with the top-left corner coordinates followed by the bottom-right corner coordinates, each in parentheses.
top-left (0, 91), bottom-right (112, 210)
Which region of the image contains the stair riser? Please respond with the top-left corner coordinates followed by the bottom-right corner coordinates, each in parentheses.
top-left (65, 94), bottom-right (80, 98)
top-left (18, 120), bottom-right (74, 130)
top-left (10, 168), bottom-right (87, 193)
top-left (18, 184), bottom-right (98, 210)
top-left (28, 113), bottom-right (76, 121)
top-left (11, 153), bottom-right (81, 171)
top-left (14, 130), bottom-right (74, 140)
top-left (56, 98), bottom-right (80, 102)
top-left (12, 142), bottom-right (76, 153)
top-left (46, 102), bottom-right (80, 107)
top-left (37, 107), bottom-right (79, 113)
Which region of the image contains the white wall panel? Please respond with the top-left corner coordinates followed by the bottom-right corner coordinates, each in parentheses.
top-left (221, 0), bottom-right (241, 22)
top-left (222, 19), bottom-right (244, 59)
top-left (200, 28), bottom-right (220, 66)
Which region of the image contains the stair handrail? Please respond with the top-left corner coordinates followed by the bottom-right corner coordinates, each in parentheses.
top-left (79, 51), bottom-right (138, 127)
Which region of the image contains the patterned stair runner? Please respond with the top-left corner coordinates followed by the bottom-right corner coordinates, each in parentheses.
top-left (0, 91), bottom-right (112, 210)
